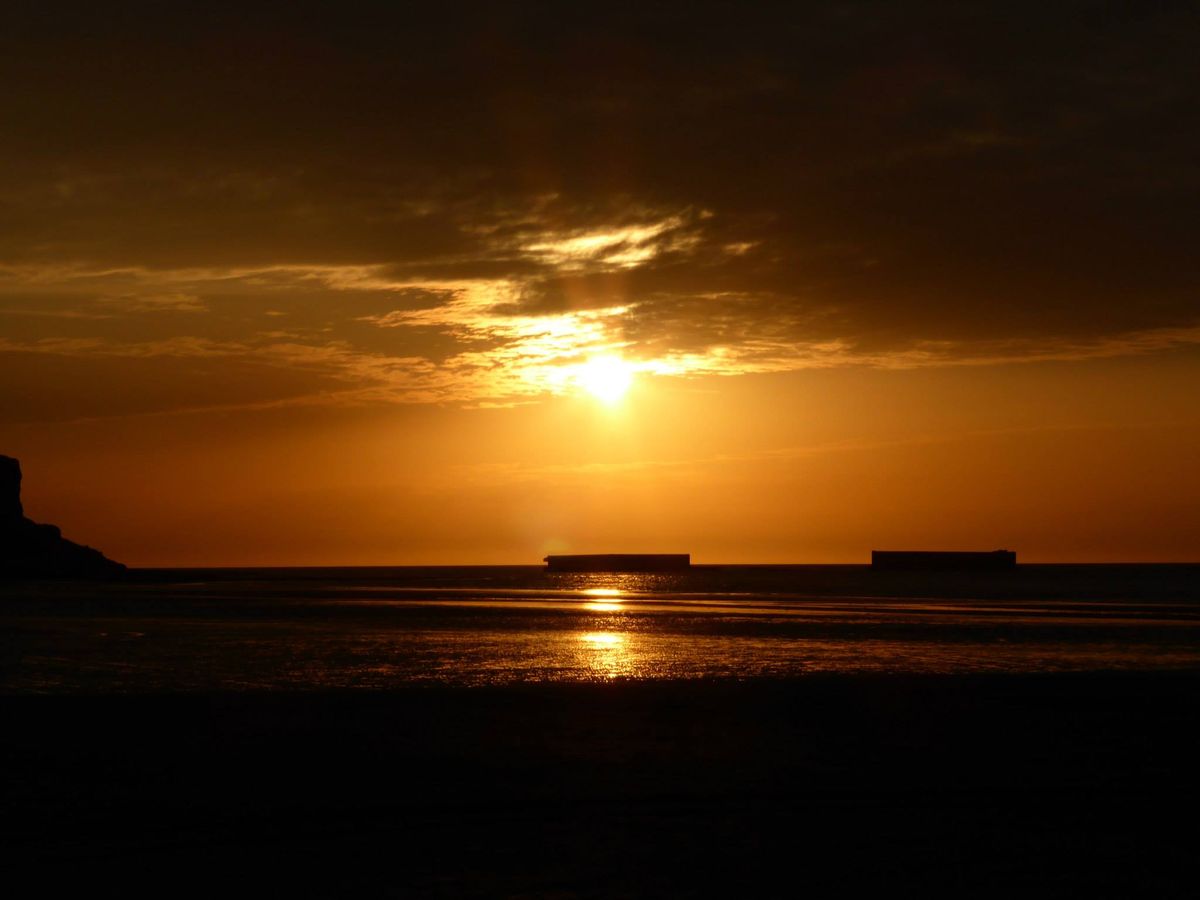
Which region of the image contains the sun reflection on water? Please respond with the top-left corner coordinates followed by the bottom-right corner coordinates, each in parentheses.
top-left (577, 631), bottom-right (633, 679)
top-left (580, 632), bottom-right (624, 646)
top-left (582, 588), bottom-right (625, 612)
top-left (549, 571), bottom-right (690, 597)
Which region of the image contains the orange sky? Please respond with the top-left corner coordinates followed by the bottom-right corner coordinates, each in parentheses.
top-left (2, 5), bottom-right (1198, 565)
top-left (5, 352), bottom-right (1198, 565)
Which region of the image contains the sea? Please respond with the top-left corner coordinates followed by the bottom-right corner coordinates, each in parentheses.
top-left (2, 563), bottom-right (1198, 692)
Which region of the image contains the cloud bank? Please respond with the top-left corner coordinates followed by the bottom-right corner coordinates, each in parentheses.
top-left (2, 2), bottom-right (1198, 418)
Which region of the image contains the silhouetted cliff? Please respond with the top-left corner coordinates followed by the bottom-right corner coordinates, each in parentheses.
top-left (0, 455), bottom-right (125, 578)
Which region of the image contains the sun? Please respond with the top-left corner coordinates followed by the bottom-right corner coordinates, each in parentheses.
top-left (577, 355), bottom-right (635, 404)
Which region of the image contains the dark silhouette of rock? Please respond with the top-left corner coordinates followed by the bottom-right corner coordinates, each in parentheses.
top-left (1, 454), bottom-right (22, 522)
top-left (1, 455), bottom-right (125, 578)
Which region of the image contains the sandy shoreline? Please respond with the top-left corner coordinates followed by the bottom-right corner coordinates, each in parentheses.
top-left (3, 671), bottom-right (1198, 893)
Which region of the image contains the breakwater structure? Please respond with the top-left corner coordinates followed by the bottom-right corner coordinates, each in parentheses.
top-left (544, 553), bottom-right (691, 572)
top-left (871, 550), bottom-right (1017, 571)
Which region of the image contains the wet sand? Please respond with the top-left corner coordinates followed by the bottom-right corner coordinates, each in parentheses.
top-left (3, 672), bottom-right (1197, 894)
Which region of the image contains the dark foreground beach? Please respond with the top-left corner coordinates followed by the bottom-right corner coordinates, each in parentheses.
top-left (2, 566), bottom-right (1198, 894)
top-left (3, 674), bottom-right (1199, 895)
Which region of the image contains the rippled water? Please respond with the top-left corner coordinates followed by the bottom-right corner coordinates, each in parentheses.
top-left (2, 565), bottom-right (1198, 691)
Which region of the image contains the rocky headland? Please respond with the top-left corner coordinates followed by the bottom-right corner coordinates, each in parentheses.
top-left (1, 455), bottom-right (125, 577)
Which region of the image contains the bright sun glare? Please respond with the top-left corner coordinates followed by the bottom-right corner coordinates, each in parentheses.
top-left (577, 356), bottom-right (635, 404)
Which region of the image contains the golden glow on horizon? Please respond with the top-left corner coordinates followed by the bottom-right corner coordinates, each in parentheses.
top-left (582, 588), bottom-right (623, 597)
top-left (576, 355), bottom-right (635, 404)
top-left (15, 348), bottom-right (1200, 567)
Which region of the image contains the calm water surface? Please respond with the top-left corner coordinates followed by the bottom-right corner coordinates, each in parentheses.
top-left (2, 565), bottom-right (1198, 691)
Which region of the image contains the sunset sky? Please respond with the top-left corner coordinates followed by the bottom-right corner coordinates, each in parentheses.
top-left (2, 2), bottom-right (1197, 565)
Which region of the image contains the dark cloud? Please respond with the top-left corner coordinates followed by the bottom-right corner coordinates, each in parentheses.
top-left (1, 1), bottom-right (1198, 413)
